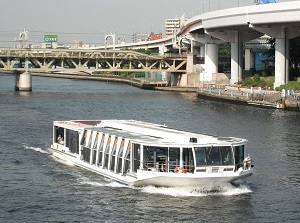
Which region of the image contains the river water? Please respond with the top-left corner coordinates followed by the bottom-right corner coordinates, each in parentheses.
top-left (0, 74), bottom-right (299, 223)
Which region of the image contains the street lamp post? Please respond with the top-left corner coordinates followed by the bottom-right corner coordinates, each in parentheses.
top-left (202, 1), bottom-right (205, 13)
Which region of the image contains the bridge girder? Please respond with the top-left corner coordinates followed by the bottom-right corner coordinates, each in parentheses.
top-left (0, 48), bottom-right (187, 73)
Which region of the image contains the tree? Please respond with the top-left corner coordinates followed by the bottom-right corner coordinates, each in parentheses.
top-left (289, 37), bottom-right (300, 67)
top-left (264, 36), bottom-right (300, 81)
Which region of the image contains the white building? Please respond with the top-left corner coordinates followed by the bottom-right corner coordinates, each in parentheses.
top-left (165, 18), bottom-right (180, 37)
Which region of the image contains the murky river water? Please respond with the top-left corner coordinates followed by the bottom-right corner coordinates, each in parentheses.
top-left (0, 74), bottom-right (299, 222)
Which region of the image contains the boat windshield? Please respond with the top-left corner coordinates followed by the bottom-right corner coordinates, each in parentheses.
top-left (194, 146), bottom-right (234, 166)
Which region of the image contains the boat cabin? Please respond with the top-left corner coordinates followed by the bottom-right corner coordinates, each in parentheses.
top-left (53, 120), bottom-right (249, 176)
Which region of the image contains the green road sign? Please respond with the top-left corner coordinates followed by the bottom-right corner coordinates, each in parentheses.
top-left (44, 35), bottom-right (57, 42)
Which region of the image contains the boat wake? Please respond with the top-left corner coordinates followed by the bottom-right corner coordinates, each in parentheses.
top-left (50, 155), bottom-right (75, 166)
top-left (138, 183), bottom-right (252, 197)
top-left (23, 145), bottom-right (49, 154)
top-left (76, 176), bottom-right (252, 197)
top-left (75, 174), bottom-right (128, 188)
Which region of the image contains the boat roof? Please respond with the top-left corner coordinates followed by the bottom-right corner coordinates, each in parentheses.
top-left (54, 119), bottom-right (247, 147)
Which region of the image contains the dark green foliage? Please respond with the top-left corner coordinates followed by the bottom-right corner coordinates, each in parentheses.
top-left (290, 68), bottom-right (300, 81)
top-left (261, 66), bottom-right (275, 77)
top-left (134, 49), bottom-right (159, 55)
top-left (219, 43), bottom-right (230, 55)
top-left (290, 37), bottom-right (300, 67)
top-left (275, 81), bottom-right (300, 91)
top-left (263, 37), bottom-right (275, 60)
top-left (243, 77), bottom-right (253, 86)
top-left (253, 74), bottom-right (261, 83)
top-left (249, 68), bottom-right (256, 76)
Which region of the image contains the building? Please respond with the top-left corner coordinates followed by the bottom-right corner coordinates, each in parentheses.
top-left (132, 33), bottom-right (149, 43)
top-left (165, 18), bottom-right (180, 37)
top-left (148, 32), bottom-right (163, 41)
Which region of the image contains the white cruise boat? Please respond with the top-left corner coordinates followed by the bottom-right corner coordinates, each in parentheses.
top-left (51, 119), bottom-right (253, 189)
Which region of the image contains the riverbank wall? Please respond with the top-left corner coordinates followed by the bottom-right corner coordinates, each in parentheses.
top-left (31, 72), bottom-right (167, 90)
top-left (197, 85), bottom-right (300, 111)
top-left (26, 72), bottom-right (300, 111)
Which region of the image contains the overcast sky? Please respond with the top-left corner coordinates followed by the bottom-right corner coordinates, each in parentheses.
top-left (0, 0), bottom-right (293, 46)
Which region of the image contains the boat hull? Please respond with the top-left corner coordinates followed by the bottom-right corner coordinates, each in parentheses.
top-left (50, 148), bottom-right (253, 189)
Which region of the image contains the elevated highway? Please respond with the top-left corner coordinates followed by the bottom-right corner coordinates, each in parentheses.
top-left (2, 1), bottom-right (300, 89)
top-left (177, 1), bottom-right (300, 87)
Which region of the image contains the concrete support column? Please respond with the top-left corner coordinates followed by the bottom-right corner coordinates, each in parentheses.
top-left (230, 42), bottom-right (243, 85)
top-left (15, 56), bottom-right (32, 91)
top-left (186, 53), bottom-right (194, 74)
top-left (200, 46), bottom-right (205, 58)
top-left (205, 43), bottom-right (218, 81)
top-left (170, 73), bottom-right (178, 86)
top-left (274, 38), bottom-right (287, 88)
top-left (285, 38), bottom-right (290, 83)
top-left (159, 45), bottom-right (165, 55)
top-left (15, 72), bottom-right (32, 91)
top-left (245, 48), bottom-right (252, 71)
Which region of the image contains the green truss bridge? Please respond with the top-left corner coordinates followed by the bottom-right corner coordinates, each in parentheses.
top-left (0, 48), bottom-right (187, 74)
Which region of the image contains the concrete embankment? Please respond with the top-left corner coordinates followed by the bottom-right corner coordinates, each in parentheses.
top-left (31, 72), bottom-right (162, 90)
top-left (197, 86), bottom-right (300, 111)
top-left (31, 72), bottom-right (300, 111)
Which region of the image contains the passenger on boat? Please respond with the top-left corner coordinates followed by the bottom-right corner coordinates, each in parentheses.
top-left (57, 135), bottom-right (64, 144)
top-left (160, 162), bottom-right (166, 172)
top-left (174, 166), bottom-right (187, 173)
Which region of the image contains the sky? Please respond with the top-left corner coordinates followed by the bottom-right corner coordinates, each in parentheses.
top-left (0, 0), bottom-right (293, 47)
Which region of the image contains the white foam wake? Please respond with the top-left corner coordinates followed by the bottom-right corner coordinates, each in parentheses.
top-left (138, 183), bottom-right (252, 197)
top-left (24, 145), bottom-right (49, 154)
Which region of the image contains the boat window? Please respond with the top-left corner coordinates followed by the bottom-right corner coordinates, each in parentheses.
top-left (82, 147), bottom-right (91, 163)
top-left (143, 146), bottom-right (155, 169)
top-left (234, 145), bottom-right (244, 170)
top-left (123, 142), bottom-right (131, 174)
top-left (87, 131), bottom-right (93, 148)
top-left (195, 146), bottom-right (234, 166)
top-left (183, 148), bottom-right (194, 172)
top-left (143, 146), bottom-right (167, 171)
top-left (110, 137), bottom-right (118, 172)
top-left (117, 139), bottom-right (125, 173)
top-left (221, 146), bottom-right (234, 165)
top-left (92, 133), bottom-right (99, 165)
top-left (169, 147), bottom-right (180, 171)
top-left (93, 133), bottom-right (99, 150)
top-left (132, 144), bottom-right (141, 173)
top-left (206, 147), bottom-right (222, 165)
top-left (55, 127), bottom-right (65, 144)
top-left (81, 130), bottom-right (88, 146)
top-left (103, 136), bottom-right (111, 169)
top-left (65, 129), bottom-right (79, 154)
top-left (194, 147), bottom-right (208, 166)
top-left (97, 134), bottom-right (105, 167)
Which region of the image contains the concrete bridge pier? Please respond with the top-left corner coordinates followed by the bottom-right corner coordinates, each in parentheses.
top-left (15, 57), bottom-right (32, 91)
top-left (187, 33), bottom-right (223, 83)
top-left (274, 38), bottom-right (288, 88)
top-left (244, 48), bottom-right (254, 71)
top-left (248, 25), bottom-right (300, 88)
top-left (205, 30), bottom-right (261, 85)
top-left (205, 43), bottom-right (219, 81)
top-left (230, 41), bottom-right (243, 85)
